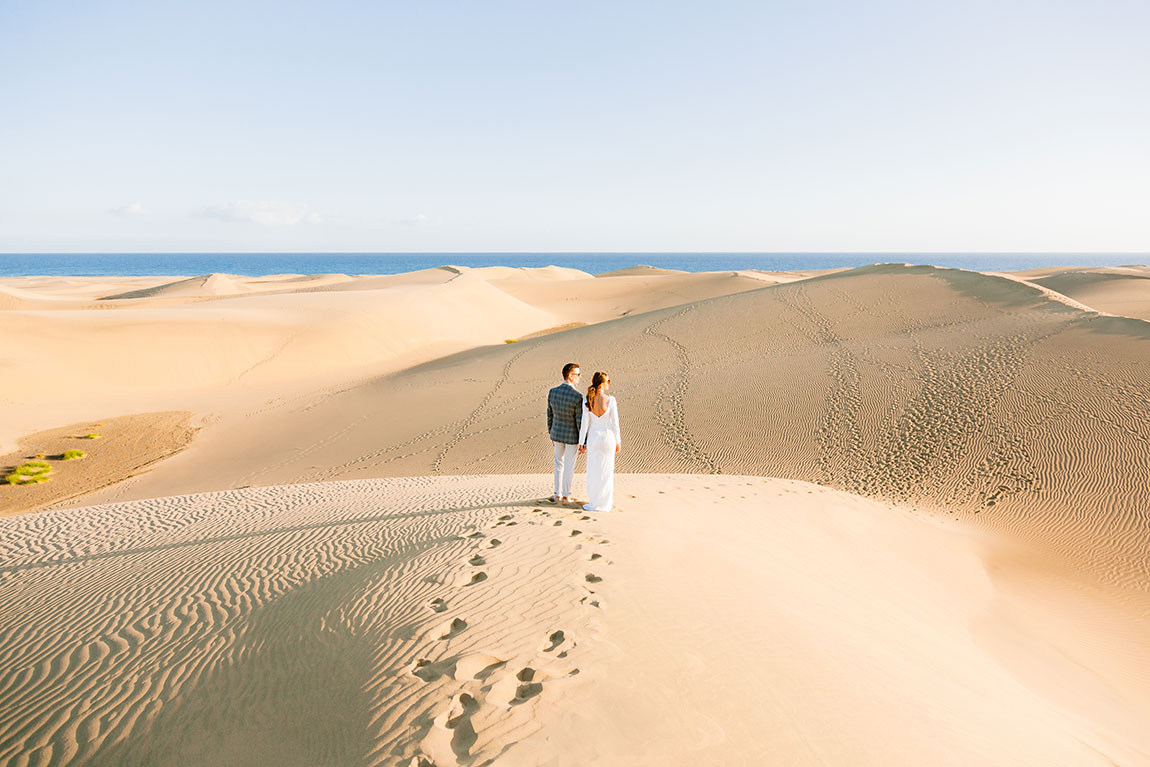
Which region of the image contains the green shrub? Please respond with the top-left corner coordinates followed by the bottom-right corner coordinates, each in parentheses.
top-left (62, 449), bottom-right (86, 460)
top-left (4, 472), bottom-right (50, 485)
top-left (504, 339), bottom-right (518, 343)
top-left (82, 433), bottom-right (102, 439)
top-left (4, 461), bottom-right (52, 485)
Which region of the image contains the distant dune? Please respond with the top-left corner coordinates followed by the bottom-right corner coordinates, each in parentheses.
top-left (594, 264), bottom-right (689, 277)
top-left (101, 272), bottom-right (253, 299)
top-left (100, 272), bottom-right (357, 300)
top-left (1007, 265), bottom-right (1150, 320)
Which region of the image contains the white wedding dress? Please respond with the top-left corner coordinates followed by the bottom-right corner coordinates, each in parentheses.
top-left (579, 395), bottom-right (621, 512)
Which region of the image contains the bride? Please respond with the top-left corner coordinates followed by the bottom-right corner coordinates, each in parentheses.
top-left (577, 371), bottom-right (621, 512)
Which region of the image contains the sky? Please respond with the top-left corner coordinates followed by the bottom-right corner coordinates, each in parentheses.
top-left (1, 0), bottom-right (1148, 253)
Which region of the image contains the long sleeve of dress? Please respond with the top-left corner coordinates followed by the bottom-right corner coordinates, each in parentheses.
top-left (610, 397), bottom-right (622, 446)
top-left (578, 402), bottom-right (590, 447)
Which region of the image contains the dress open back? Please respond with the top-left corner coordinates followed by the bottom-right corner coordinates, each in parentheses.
top-left (579, 395), bottom-right (621, 511)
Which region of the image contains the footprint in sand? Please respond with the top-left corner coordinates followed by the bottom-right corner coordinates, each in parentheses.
top-left (514, 668), bottom-right (544, 703)
top-left (552, 520), bottom-right (563, 527)
top-left (411, 658), bottom-right (453, 683)
top-left (427, 597), bottom-right (448, 613)
top-left (498, 514), bottom-right (513, 521)
top-left (421, 691), bottom-right (481, 765)
top-left (585, 573), bottom-right (602, 583)
top-left (484, 538), bottom-right (502, 549)
top-left (448, 692), bottom-right (479, 722)
top-left (589, 552), bottom-right (602, 561)
top-left (444, 692), bottom-right (480, 757)
top-left (454, 653), bottom-right (506, 681)
top-left (463, 571), bottom-right (487, 586)
top-left (569, 529), bottom-right (582, 537)
top-left (543, 629), bottom-right (566, 653)
top-left (468, 554), bottom-right (485, 566)
top-left (438, 617), bottom-right (467, 639)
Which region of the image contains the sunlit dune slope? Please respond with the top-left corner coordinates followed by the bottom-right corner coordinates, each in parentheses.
top-left (0, 267), bottom-right (783, 456)
top-left (1007, 265), bottom-right (1150, 320)
top-left (495, 269), bottom-right (781, 325)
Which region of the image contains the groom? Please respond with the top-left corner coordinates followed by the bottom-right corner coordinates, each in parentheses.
top-left (547, 362), bottom-right (583, 503)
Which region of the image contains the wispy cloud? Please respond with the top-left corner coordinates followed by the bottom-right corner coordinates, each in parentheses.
top-left (196, 201), bottom-right (321, 227)
top-left (396, 213), bottom-right (431, 226)
top-left (109, 202), bottom-right (145, 216)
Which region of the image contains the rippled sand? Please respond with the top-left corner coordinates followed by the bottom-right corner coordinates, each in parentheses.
top-left (4, 475), bottom-right (1147, 766)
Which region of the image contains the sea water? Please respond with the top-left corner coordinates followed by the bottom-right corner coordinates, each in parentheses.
top-left (0, 252), bottom-right (1143, 278)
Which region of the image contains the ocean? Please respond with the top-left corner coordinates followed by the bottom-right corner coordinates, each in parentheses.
top-left (0, 252), bottom-right (1144, 278)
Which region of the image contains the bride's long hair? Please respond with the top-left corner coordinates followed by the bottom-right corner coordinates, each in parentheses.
top-left (586, 371), bottom-right (610, 412)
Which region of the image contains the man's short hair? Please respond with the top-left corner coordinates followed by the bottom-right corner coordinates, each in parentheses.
top-left (562, 362), bottom-right (580, 379)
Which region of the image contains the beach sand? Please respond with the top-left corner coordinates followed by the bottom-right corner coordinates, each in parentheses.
top-left (1, 263), bottom-right (1149, 764)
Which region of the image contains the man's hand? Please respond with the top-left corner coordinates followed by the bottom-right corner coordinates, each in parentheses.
top-left (578, 445), bottom-right (586, 455)
top-left (615, 445), bottom-right (621, 454)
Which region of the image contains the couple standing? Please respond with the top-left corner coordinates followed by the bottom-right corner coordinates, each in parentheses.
top-left (547, 362), bottom-right (622, 512)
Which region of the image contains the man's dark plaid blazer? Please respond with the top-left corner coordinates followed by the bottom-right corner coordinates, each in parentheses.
top-left (547, 382), bottom-right (584, 445)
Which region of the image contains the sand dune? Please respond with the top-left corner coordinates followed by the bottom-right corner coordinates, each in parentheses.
top-left (452, 265), bottom-right (591, 282)
top-left (0, 268), bottom-right (772, 459)
top-left (298, 267), bottom-right (463, 291)
top-left (1006, 265), bottom-right (1150, 320)
top-left (91, 264), bottom-right (1150, 606)
top-left (0, 285), bottom-right (53, 311)
top-left (2, 475), bottom-right (1145, 766)
top-left (0, 275), bottom-right (556, 454)
top-left (2, 276), bottom-right (177, 301)
top-left (99, 272), bottom-right (358, 301)
top-left (595, 264), bottom-right (688, 277)
top-left (4, 262), bottom-right (1150, 765)
top-left (101, 272), bottom-right (252, 299)
top-left (495, 270), bottom-right (780, 325)
top-left (0, 280), bottom-right (159, 310)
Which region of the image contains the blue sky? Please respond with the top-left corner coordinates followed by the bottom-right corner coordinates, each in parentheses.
top-left (1, 0), bottom-right (1147, 252)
